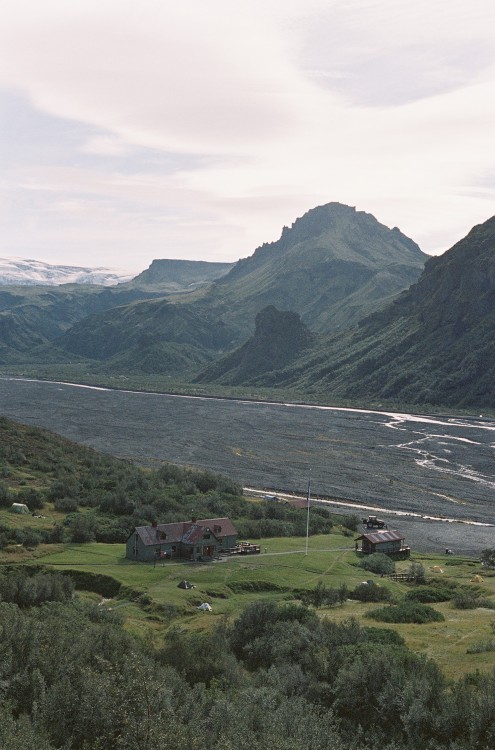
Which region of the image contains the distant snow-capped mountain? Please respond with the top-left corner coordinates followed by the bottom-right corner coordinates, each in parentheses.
top-left (0, 258), bottom-right (135, 286)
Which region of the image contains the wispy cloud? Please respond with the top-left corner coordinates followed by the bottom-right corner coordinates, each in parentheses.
top-left (1, 0), bottom-right (494, 269)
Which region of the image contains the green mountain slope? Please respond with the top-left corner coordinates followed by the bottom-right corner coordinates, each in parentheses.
top-left (199, 202), bottom-right (427, 339)
top-left (260, 215), bottom-right (495, 409)
top-left (0, 285), bottom-right (167, 363)
top-left (56, 297), bottom-right (235, 375)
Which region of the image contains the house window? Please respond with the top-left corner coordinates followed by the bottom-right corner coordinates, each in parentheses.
top-left (203, 533), bottom-right (211, 540)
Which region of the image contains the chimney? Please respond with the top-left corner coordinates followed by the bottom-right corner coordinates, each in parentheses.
top-left (152, 521), bottom-right (157, 528)
top-left (191, 515), bottom-right (197, 524)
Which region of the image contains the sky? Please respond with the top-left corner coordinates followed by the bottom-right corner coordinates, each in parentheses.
top-left (1, 0), bottom-right (494, 273)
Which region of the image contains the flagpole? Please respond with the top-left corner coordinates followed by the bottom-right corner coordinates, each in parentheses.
top-left (305, 469), bottom-right (311, 556)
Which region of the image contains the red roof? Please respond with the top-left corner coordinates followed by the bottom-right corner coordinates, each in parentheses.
top-left (356, 529), bottom-right (405, 544)
top-left (131, 517), bottom-right (237, 547)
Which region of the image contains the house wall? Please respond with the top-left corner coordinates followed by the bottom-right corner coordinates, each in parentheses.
top-left (363, 539), bottom-right (402, 554)
top-left (217, 533), bottom-right (237, 551)
top-left (125, 534), bottom-right (174, 562)
top-left (184, 535), bottom-right (220, 561)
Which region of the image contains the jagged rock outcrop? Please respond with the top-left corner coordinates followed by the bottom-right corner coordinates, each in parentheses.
top-left (196, 305), bottom-right (314, 385)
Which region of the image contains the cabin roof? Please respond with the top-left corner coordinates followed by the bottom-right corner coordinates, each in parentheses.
top-left (130, 517), bottom-right (237, 547)
top-left (356, 529), bottom-right (405, 544)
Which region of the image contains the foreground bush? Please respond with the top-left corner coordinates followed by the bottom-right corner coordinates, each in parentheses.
top-left (0, 569), bottom-right (74, 607)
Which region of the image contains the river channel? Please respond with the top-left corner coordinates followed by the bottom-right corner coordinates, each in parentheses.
top-left (1, 377), bottom-right (494, 554)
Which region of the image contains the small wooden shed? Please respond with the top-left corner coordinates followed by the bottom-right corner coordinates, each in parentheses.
top-left (356, 529), bottom-right (410, 558)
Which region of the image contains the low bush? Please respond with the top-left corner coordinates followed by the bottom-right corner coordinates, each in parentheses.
top-left (54, 496), bottom-right (79, 512)
top-left (301, 581), bottom-right (348, 608)
top-left (60, 570), bottom-right (121, 598)
top-left (366, 601), bottom-right (445, 624)
top-left (351, 582), bottom-right (393, 603)
top-left (364, 627), bottom-right (406, 646)
top-left (229, 580), bottom-right (286, 593)
top-left (405, 586), bottom-right (453, 603)
top-left (0, 569), bottom-right (74, 607)
top-left (452, 592), bottom-right (495, 610)
top-left (360, 553), bottom-right (395, 575)
top-left (466, 640), bottom-right (495, 654)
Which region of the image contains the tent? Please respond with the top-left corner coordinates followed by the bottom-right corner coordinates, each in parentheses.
top-left (177, 580), bottom-right (194, 589)
top-left (10, 503), bottom-right (30, 514)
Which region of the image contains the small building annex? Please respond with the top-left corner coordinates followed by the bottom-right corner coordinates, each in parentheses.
top-left (355, 529), bottom-right (410, 558)
top-left (126, 516), bottom-right (238, 562)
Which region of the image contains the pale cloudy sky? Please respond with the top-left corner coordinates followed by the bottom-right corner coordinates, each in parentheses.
top-left (1, 0), bottom-right (494, 272)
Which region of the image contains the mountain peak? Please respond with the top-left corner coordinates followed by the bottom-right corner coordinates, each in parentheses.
top-left (212, 202), bottom-right (427, 337)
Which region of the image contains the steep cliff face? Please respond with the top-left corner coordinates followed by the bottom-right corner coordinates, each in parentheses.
top-left (403, 216), bottom-right (495, 330)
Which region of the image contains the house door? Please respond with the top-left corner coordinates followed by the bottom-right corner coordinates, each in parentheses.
top-left (202, 545), bottom-right (215, 558)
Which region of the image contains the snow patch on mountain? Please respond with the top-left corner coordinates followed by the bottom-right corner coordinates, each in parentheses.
top-left (0, 258), bottom-right (135, 286)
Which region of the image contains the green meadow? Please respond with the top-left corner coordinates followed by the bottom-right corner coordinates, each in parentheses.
top-left (21, 535), bottom-right (495, 681)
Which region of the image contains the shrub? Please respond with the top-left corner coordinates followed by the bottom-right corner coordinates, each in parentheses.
top-left (452, 592), bottom-right (495, 610)
top-left (364, 627), bottom-right (406, 646)
top-left (466, 640), bottom-right (495, 654)
top-left (407, 561), bottom-right (426, 583)
top-left (360, 553), bottom-right (395, 575)
top-left (54, 496), bottom-right (79, 512)
top-left (17, 488), bottom-right (44, 511)
top-left (405, 586), bottom-right (452, 603)
top-left (340, 514), bottom-right (360, 532)
top-left (366, 601), bottom-right (445, 624)
top-left (351, 582), bottom-right (393, 603)
top-left (60, 570), bottom-right (121, 597)
top-left (480, 548), bottom-right (495, 568)
top-left (0, 569), bottom-right (74, 607)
